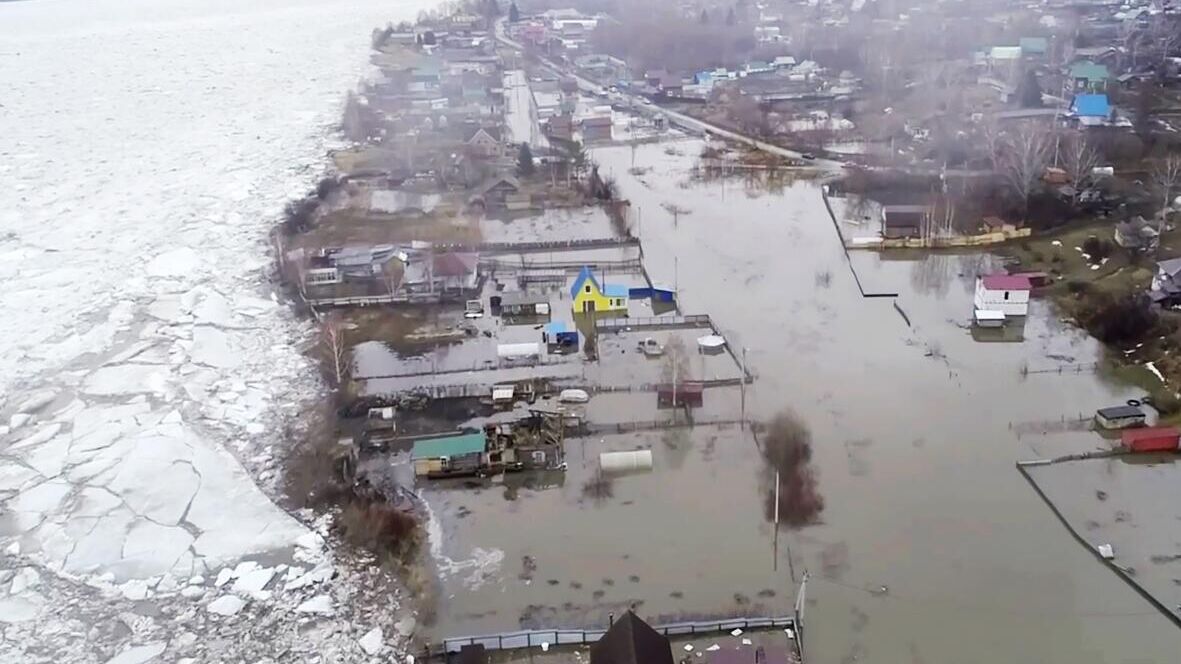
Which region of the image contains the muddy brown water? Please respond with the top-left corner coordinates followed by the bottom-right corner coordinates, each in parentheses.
top-left (416, 138), bottom-right (1181, 661)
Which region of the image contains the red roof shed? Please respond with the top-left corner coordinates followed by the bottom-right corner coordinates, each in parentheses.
top-left (981, 274), bottom-right (1033, 291)
top-left (1121, 426), bottom-right (1180, 453)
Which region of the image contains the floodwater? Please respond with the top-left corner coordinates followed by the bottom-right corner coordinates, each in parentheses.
top-left (413, 136), bottom-right (1181, 660)
top-left (588, 138), bottom-right (1181, 662)
top-left (1025, 455), bottom-right (1181, 622)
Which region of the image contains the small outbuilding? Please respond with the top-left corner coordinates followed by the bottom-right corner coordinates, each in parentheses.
top-left (1095, 405), bottom-right (1146, 430)
top-left (974, 274), bottom-right (1032, 317)
top-left (628, 284), bottom-right (676, 303)
top-left (498, 290), bottom-right (551, 318)
top-left (1121, 426), bottom-right (1180, 453)
top-left (881, 205), bottom-right (929, 239)
top-left (543, 321), bottom-right (579, 350)
top-left (412, 432), bottom-right (487, 477)
top-left (590, 610), bottom-right (673, 664)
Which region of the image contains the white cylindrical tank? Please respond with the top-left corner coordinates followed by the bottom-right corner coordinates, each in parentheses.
top-left (599, 450), bottom-right (654, 473)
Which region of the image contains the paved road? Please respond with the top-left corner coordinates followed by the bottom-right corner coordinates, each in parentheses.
top-left (493, 19), bottom-right (843, 172)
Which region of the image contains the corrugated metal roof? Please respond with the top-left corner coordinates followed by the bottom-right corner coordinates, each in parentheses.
top-left (1097, 405), bottom-right (1143, 419)
top-left (411, 432), bottom-right (486, 459)
top-left (1072, 94), bottom-right (1109, 118)
top-left (603, 284), bottom-right (628, 298)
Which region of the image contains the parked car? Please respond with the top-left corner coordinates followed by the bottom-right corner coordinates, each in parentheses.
top-left (638, 337), bottom-right (664, 356)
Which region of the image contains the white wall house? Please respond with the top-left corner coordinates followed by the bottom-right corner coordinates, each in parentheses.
top-left (974, 274), bottom-right (1032, 317)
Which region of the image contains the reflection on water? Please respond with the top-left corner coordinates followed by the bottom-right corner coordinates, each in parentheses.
top-left (756, 411), bottom-right (823, 528)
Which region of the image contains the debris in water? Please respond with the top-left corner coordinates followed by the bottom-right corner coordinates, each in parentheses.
top-left (1098, 544), bottom-right (1115, 560)
top-left (730, 629), bottom-right (743, 637)
top-left (684, 644), bottom-right (694, 652)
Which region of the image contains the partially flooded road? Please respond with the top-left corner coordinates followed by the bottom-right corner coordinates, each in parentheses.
top-left (591, 139), bottom-right (1181, 663)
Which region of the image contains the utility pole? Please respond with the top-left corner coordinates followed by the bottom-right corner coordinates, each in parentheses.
top-left (740, 346), bottom-right (748, 427)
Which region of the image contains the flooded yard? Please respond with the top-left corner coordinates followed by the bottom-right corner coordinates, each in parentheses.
top-left (420, 426), bottom-right (793, 636)
top-left (402, 135), bottom-right (1181, 662)
top-left (585, 138), bottom-right (1181, 662)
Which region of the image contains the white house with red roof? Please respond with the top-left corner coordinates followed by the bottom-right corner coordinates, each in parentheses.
top-left (974, 274), bottom-right (1032, 317)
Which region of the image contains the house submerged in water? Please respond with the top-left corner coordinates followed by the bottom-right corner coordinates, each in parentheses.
top-left (411, 410), bottom-right (571, 478)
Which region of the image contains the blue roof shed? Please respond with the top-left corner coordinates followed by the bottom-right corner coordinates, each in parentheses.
top-left (1072, 94), bottom-right (1109, 118)
top-left (543, 321), bottom-right (579, 347)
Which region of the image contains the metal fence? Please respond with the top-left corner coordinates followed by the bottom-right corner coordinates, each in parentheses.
top-left (437, 615), bottom-right (798, 655)
top-left (595, 314), bottom-right (713, 331)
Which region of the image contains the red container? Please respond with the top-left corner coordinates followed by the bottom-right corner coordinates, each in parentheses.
top-left (1121, 426), bottom-right (1180, 453)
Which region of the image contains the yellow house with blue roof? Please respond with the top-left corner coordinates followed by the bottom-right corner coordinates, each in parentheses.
top-left (570, 266), bottom-right (628, 313)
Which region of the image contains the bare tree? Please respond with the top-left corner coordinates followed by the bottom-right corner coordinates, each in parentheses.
top-left (1152, 155), bottom-right (1181, 220)
top-left (997, 123), bottom-right (1052, 218)
top-left (1060, 133), bottom-right (1101, 206)
top-left (980, 117), bottom-right (1005, 172)
top-left (321, 314), bottom-right (350, 389)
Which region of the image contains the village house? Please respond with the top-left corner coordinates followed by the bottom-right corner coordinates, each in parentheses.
top-left (1150, 257), bottom-right (1181, 306)
top-left (880, 205), bottom-right (929, 239)
top-left (431, 251), bottom-right (480, 292)
top-left (411, 432), bottom-right (487, 478)
top-left (570, 265), bottom-right (628, 313)
top-left (1070, 60), bottom-right (1110, 92)
top-left (471, 175), bottom-right (521, 210)
top-left (1070, 93), bottom-right (1111, 126)
top-left (463, 124), bottom-right (503, 157)
top-left (974, 274), bottom-right (1033, 317)
top-left (496, 290), bottom-right (551, 318)
top-left (580, 114), bottom-right (613, 142)
top-left (1114, 216), bottom-right (1160, 252)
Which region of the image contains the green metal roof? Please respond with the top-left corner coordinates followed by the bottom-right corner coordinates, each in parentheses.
top-left (412, 432), bottom-right (486, 459)
top-left (1020, 37), bottom-right (1048, 54)
top-left (1070, 60), bottom-right (1109, 81)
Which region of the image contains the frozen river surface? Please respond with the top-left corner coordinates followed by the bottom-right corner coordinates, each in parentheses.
top-left (0, 1), bottom-right (430, 661)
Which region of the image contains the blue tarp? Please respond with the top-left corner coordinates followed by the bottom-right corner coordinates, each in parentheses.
top-left (1072, 94), bottom-right (1110, 118)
